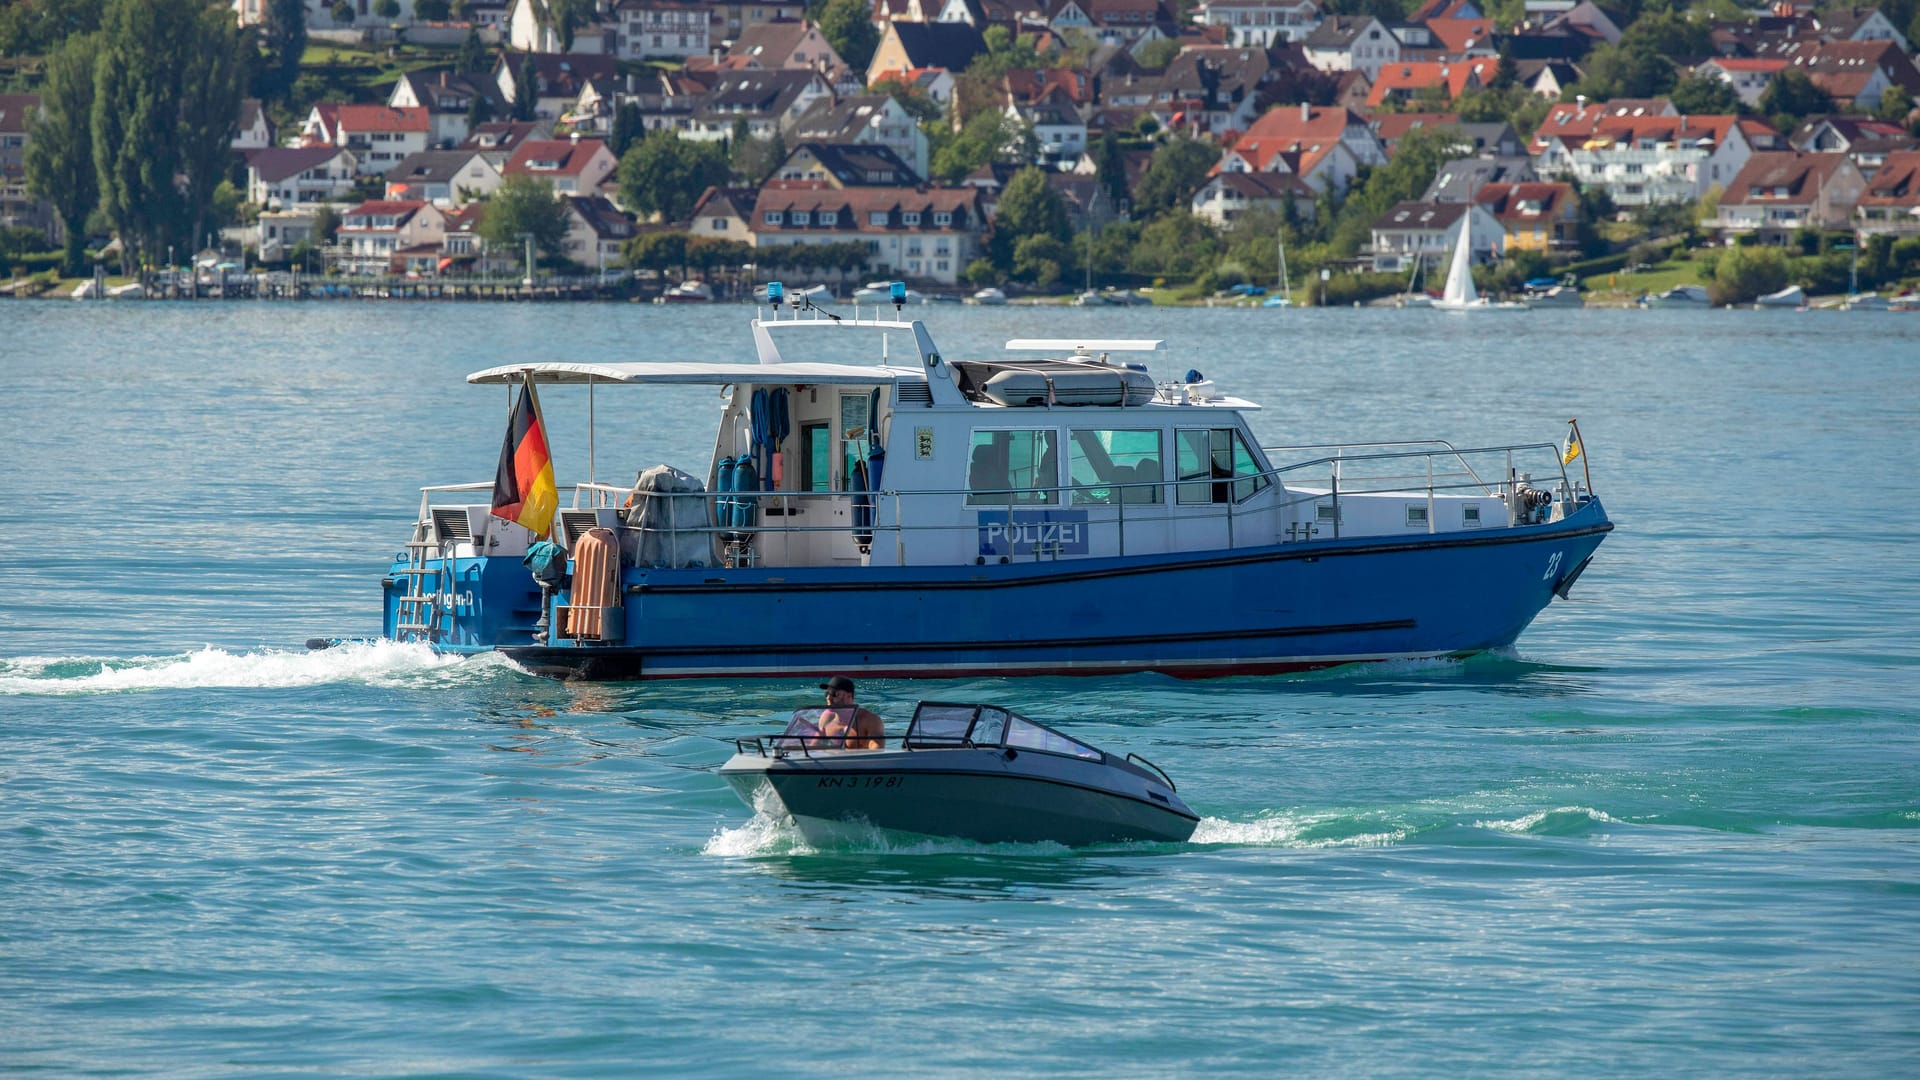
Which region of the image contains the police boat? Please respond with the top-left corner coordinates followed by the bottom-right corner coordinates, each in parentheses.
top-left (718, 701), bottom-right (1200, 846)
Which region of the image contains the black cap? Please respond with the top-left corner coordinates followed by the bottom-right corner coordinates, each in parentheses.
top-left (820, 676), bottom-right (856, 695)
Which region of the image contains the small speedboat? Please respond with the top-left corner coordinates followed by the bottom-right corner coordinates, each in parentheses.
top-left (656, 279), bottom-right (714, 303)
top-left (967, 287), bottom-right (1008, 306)
top-left (719, 701), bottom-right (1200, 846)
top-left (1754, 284), bottom-right (1806, 309)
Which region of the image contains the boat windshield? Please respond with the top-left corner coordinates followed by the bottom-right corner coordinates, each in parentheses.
top-left (1005, 717), bottom-right (1103, 761)
top-left (902, 702), bottom-right (1014, 747)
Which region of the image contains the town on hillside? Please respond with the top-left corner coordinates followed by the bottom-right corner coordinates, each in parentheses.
top-left (4, 0), bottom-right (1920, 305)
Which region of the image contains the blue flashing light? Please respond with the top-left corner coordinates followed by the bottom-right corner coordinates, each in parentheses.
top-left (889, 281), bottom-right (907, 304)
top-left (766, 281), bottom-right (785, 304)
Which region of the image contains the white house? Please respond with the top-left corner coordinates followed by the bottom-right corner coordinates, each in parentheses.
top-left (1368, 200), bottom-right (1504, 273)
top-left (1200, 0), bottom-right (1323, 47)
top-left (334, 199), bottom-right (448, 275)
top-left (247, 145), bottom-right (360, 209)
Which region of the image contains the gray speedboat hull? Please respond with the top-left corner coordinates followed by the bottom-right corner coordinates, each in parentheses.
top-left (721, 747), bottom-right (1199, 846)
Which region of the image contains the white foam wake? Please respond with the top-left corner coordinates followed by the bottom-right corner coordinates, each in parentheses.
top-left (0, 640), bottom-right (499, 695)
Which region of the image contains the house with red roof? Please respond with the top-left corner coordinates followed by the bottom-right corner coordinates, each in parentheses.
top-left (1220, 104), bottom-right (1385, 195)
top-left (1530, 99), bottom-right (1783, 204)
top-left (334, 200), bottom-right (449, 275)
top-left (1365, 59), bottom-right (1493, 107)
top-left (1422, 18), bottom-right (1498, 59)
top-left (1712, 151), bottom-right (1866, 240)
top-left (1475, 180), bottom-right (1580, 252)
top-left (1855, 150), bottom-right (1920, 237)
top-left (301, 104), bottom-right (432, 176)
top-left (503, 137), bottom-right (619, 194)
top-left (1784, 40), bottom-right (1920, 110)
top-left (749, 183), bottom-right (986, 285)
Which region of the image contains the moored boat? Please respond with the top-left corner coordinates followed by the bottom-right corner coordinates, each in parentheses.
top-left (356, 283), bottom-right (1612, 681)
top-left (1754, 284), bottom-right (1806, 309)
top-left (966, 287), bottom-right (1008, 306)
top-left (720, 701), bottom-right (1199, 846)
top-left (655, 279), bottom-right (713, 303)
top-left (1646, 284), bottom-right (1711, 306)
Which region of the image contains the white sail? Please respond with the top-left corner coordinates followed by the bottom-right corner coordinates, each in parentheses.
top-left (1441, 212), bottom-right (1478, 306)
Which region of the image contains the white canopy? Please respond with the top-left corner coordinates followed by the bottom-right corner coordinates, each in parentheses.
top-left (467, 361), bottom-right (919, 386)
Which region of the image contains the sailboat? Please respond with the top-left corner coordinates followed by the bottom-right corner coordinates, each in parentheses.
top-left (1433, 210), bottom-right (1526, 312)
top-left (1262, 227), bottom-right (1293, 308)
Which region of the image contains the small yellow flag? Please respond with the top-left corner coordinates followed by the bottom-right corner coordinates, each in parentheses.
top-left (1562, 421), bottom-right (1583, 466)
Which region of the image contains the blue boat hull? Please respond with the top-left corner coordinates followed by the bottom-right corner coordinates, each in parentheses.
top-left (387, 499), bottom-right (1611, 680)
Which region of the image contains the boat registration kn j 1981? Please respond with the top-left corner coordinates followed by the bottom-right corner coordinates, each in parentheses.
top-left (356, 283), bottom-right (1612, 680)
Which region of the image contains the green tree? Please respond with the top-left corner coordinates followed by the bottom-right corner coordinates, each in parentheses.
top-left (1759, 69), bottom-right (1830, 129)
top-left (929, 109), bottom-right (1034, 184)
top-left (1710, 243), bottom-right (1789, 306)
top-left (1669, 73), bottom-right (1740, 115)
top-left (610, 101), bottom-right (644, 158)
top-left (1618, 11), bottom-right (1711, 64)
top-left (617, 129), bottom-right (730, 221)
top-left (479, 174), bottom-right (571, 259)
top-left (623, 230), bottom-right (688, 275)
top-left (416, 0), bottom-right (452, 18)
top-left (92, 0), bottom-right (246, 270)
top-left (514, 53), bottom-right (538, 121)
top-left (465, 88), bottom-right (494, 132)
top-left (256, 0), bottom-right (307, 104)
top-left (1131, 135), bottom-right (1218, 217)
top-left (1092, 132), bottom-right (1128, 212)
top-left (456, 26), bottom-right (487, 73)
top-left (330, 0), bottom-right (354, 26)
top-left (1876, 86), bottom-right (1913, 124)
top-left (1133, 37), bottom-right (1180, 70)
top-left (373, 0), bottom-right (401, 20)
top-left (0, 0), bottom-right (104, 57)
top-left (817, 0), bottom-right (879, 74)
top-left (988, 166), bottom-right (1070, 272)
top-left (313, 203), bottom-right (342, 245)
top-left (550, 0), bottom-right (591, 51)
top-left (1569, 41), bottom-right (1676, 101)
top-left (871, 76), bottom-right (944, 126)
top-left (24, 31), bottom-right (102, 277)
top-left (1125, 211), bottom-right (1219, 280)
top-left (1012, 233), bottom-right (1070, 286)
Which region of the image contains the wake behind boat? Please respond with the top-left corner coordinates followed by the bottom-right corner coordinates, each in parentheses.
top-left (720, 701), bottom-right (1199, 846)
top-left (356, 283), bottom-right (1611, 680)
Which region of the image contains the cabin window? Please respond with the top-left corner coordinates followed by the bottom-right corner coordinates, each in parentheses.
top-left (801, 421), bottom-right (832, 491)
top-left (967, 429), bottom-right (1057, 505)
top-left (1068, 429), bottom-right (1161, 504)
top-left (1176, 427), bottom-right (1269, 504)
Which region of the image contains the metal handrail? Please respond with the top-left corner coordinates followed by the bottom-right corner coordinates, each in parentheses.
top-left (412, 439), bottom-right (1581, 562)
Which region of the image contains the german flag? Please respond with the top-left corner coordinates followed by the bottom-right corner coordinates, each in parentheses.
top-left (490, 380), bottom-right (557, 537)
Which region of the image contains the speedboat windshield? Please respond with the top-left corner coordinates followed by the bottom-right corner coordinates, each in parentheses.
top-left (903, 701), bottom-right (1103, 761)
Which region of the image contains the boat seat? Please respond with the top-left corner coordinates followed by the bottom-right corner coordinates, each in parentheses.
top-left (1122, 459), bottom-right (1160, 504)
top-left (968, 443), bottom-right (1007, 503)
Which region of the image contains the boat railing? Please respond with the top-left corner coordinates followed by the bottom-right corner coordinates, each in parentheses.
top-left (732, 734), bottom-right (888, 758)
top-left (413, 439), bottom-right (1579, 564)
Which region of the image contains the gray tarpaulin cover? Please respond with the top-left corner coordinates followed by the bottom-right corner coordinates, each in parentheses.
top-left (623, 465), bottom-right (712, 568)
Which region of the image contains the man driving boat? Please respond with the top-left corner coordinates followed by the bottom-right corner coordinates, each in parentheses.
top-left (815, 676), bottom-right (885, 749)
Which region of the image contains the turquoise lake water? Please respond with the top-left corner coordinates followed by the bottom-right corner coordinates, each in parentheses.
top-left (2, 301), bottom-right (1916, 1075)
